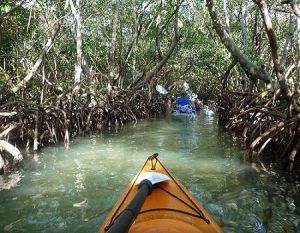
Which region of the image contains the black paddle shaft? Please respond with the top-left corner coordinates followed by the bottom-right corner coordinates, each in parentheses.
top-left (107, 179), bottom-right (153, 233)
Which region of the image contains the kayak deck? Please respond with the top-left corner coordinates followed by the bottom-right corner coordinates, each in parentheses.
top-left (98, 155), bottom-right (223, 233)
top-left (171, 109), bottom-right (196, 120)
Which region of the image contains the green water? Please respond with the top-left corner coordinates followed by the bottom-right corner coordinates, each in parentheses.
top-left (0, 113), bottom-right (299, 233)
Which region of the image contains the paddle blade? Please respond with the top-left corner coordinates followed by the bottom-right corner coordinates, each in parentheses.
top-left (137, 172), bottom-right (170, 185)
top-left (183, 82), bottom-right (189, 91)
top-left (155, 85), bottom-right (168, 95)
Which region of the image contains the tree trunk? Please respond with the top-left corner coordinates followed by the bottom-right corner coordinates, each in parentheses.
top-left (297, 14), bottom-right (300, 80)
top-left (280, 15), bottom-right (296, 67)
top-left (70, 0), bottom-right (83, 87)
top-left (221, 59), bottom-right (238, 89)
top-left (240, 0), bottom-right (250, 54)
top-left (222, 0), bottom-right (231, 34)
top-left (10, 19), bottom-right (62, 94)
top-left (239, 1), bottom-right (251, 90)
top-left (254, 0), bottom-right (289, 97)
top-left (206, 0), bottom-right (271, 84)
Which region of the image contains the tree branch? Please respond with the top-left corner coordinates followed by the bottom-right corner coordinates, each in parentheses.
top-left (127, 0), bottom-right (183, 92)
top-left (206, 0), bottom-right (271, 84)
top-left (0, 0), bottom-right (27, 21)
top-left (254, 0), bottom-right (289, 97)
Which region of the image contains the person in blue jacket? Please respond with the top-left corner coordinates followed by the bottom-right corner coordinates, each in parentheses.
top-left (175, 92), bottom-right (193, 113)
top-left (177, 92), bottom-right (191, 106)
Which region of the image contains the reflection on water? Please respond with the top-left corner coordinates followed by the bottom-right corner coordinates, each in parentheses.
top-left (0, 112), bottom-right (299, 233)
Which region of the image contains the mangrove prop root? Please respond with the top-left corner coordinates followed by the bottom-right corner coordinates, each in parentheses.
top-left (218, 91), bottom-right (300, 173)
top-left (0, 140), bottom-right (23, 163)
top-left (0, 89), bottom-right (167, 173)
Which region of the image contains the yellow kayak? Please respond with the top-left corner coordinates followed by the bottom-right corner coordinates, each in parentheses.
top-left (98, 154), bottom-right (223, 233)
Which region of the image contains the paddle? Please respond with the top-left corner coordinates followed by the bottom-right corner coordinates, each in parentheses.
top-left (107, 171), bottom-right (170, 233)
top-left (155, 84), bottom-right (168, 95)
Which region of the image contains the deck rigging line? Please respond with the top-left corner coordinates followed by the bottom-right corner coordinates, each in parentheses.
top-left (104, 154), bottom-right (210, 232)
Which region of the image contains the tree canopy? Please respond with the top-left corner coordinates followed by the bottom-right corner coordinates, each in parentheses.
top-left (0, 0), bottom-right (299, 100)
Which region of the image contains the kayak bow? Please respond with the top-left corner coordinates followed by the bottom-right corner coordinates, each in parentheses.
top-left (98, 154), bottom-right (223, 233)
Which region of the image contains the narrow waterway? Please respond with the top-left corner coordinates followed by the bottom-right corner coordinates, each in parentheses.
top-left (0, 113), bottom-right (299, 233)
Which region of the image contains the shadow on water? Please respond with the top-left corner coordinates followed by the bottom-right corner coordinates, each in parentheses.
top-left (0, 112), bottom-right (299, 232)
